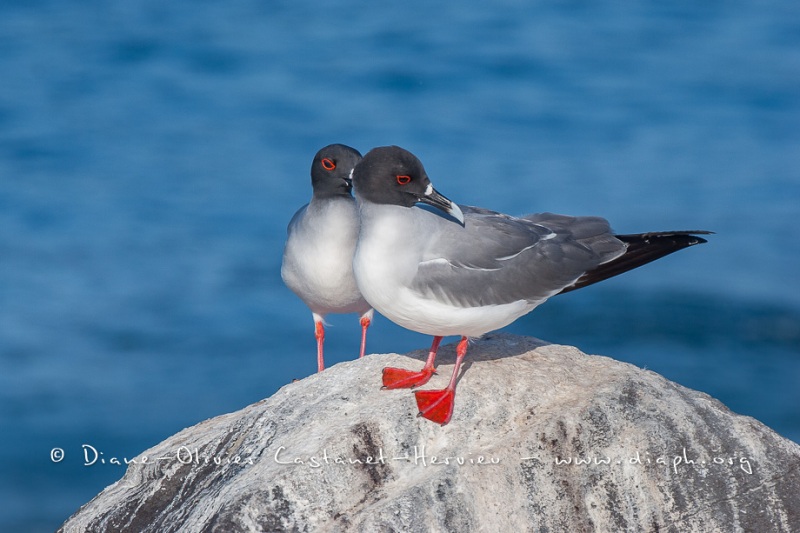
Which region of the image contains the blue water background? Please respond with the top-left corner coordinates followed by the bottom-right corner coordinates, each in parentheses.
top-left (1, 1), bottom-right (799, 530)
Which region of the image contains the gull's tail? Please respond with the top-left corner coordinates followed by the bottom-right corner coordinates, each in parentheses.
top-left (559, 230), bottom-right (713, 294)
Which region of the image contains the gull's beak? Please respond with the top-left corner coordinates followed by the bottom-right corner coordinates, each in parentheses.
top-left (417, 183), bottom-right (465, 226)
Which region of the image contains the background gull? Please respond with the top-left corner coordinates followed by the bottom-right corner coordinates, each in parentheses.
top-left (282, 144), bottom-right (373, 371)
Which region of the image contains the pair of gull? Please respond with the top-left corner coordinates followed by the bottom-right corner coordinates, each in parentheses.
top-left (281, 144), bottom-right (710, 425)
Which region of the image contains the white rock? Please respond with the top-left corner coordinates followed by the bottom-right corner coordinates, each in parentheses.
top-left (59, 334), bottom-right (800, 532)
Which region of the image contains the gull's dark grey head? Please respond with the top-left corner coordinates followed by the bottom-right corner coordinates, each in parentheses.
top-left (310, 144), bottom-right (362, 199)
top-left (353, 145), bottom-right (465, 224)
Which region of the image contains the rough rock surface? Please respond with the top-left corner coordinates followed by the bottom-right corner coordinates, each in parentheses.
top-left (60, 334), bottom-right (800, 532)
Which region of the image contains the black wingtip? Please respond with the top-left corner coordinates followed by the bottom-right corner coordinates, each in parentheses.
top-left (617, 230), bottom-right (713, 244)
top-left (558, 230), bottom-right (712, 294)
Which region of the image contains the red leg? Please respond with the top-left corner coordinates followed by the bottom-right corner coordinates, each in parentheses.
top-left (414, 336), bottom-right (468, 425)
top-left (358, 311), bottom-right (372, 359)
top-left (382, 336), bottom-right (442, 389)
top-left (314, 320), bottom-right (325, 372)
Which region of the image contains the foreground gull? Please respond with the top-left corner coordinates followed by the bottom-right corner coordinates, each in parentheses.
top-left (281, 144), bottom-right (374, 372)
top-left (352, 145), bottom-right (710, 424)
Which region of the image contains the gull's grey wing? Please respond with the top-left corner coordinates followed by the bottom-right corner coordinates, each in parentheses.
top-left (411, 208), bottom-right (626, 307)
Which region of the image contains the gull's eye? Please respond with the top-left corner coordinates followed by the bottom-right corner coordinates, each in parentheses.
top-left (321, 158), bottom-right (336, 171)
top-left (396, 175), bottom-right (411, 185)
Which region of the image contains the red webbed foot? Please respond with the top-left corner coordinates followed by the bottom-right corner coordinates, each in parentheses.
top-left (412, 336), bottom-right (468, 425)
top-left (382, 366), bottom-right (435, 389)
top-left (414, 388), bottom-right (455, 425)
top-left (381, 336), bottom-right (443, 389)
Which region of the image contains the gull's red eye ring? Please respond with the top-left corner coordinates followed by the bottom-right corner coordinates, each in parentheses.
top-left (396, 175), bottom-right (411, 185)
top-left (321, 158), bottom-right (336, 171)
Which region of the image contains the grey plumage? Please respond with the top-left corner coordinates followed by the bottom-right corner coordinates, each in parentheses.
top-left (411, 208), bottom-right (631, 308)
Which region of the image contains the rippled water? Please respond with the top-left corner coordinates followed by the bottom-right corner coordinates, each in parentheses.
top-left (1, 1), bottom-right (799, 530)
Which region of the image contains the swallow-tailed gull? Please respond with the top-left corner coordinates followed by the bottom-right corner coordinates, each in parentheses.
top-left (352, 145), bottom-right (710, 424)
top-left (282, 144), bottom-right (373, 372)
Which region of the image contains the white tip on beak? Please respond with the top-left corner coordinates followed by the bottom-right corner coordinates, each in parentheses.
top-left (448, 202), bottom-right (465, 225)
top-left (420, 182), bottom-right (465, 226)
